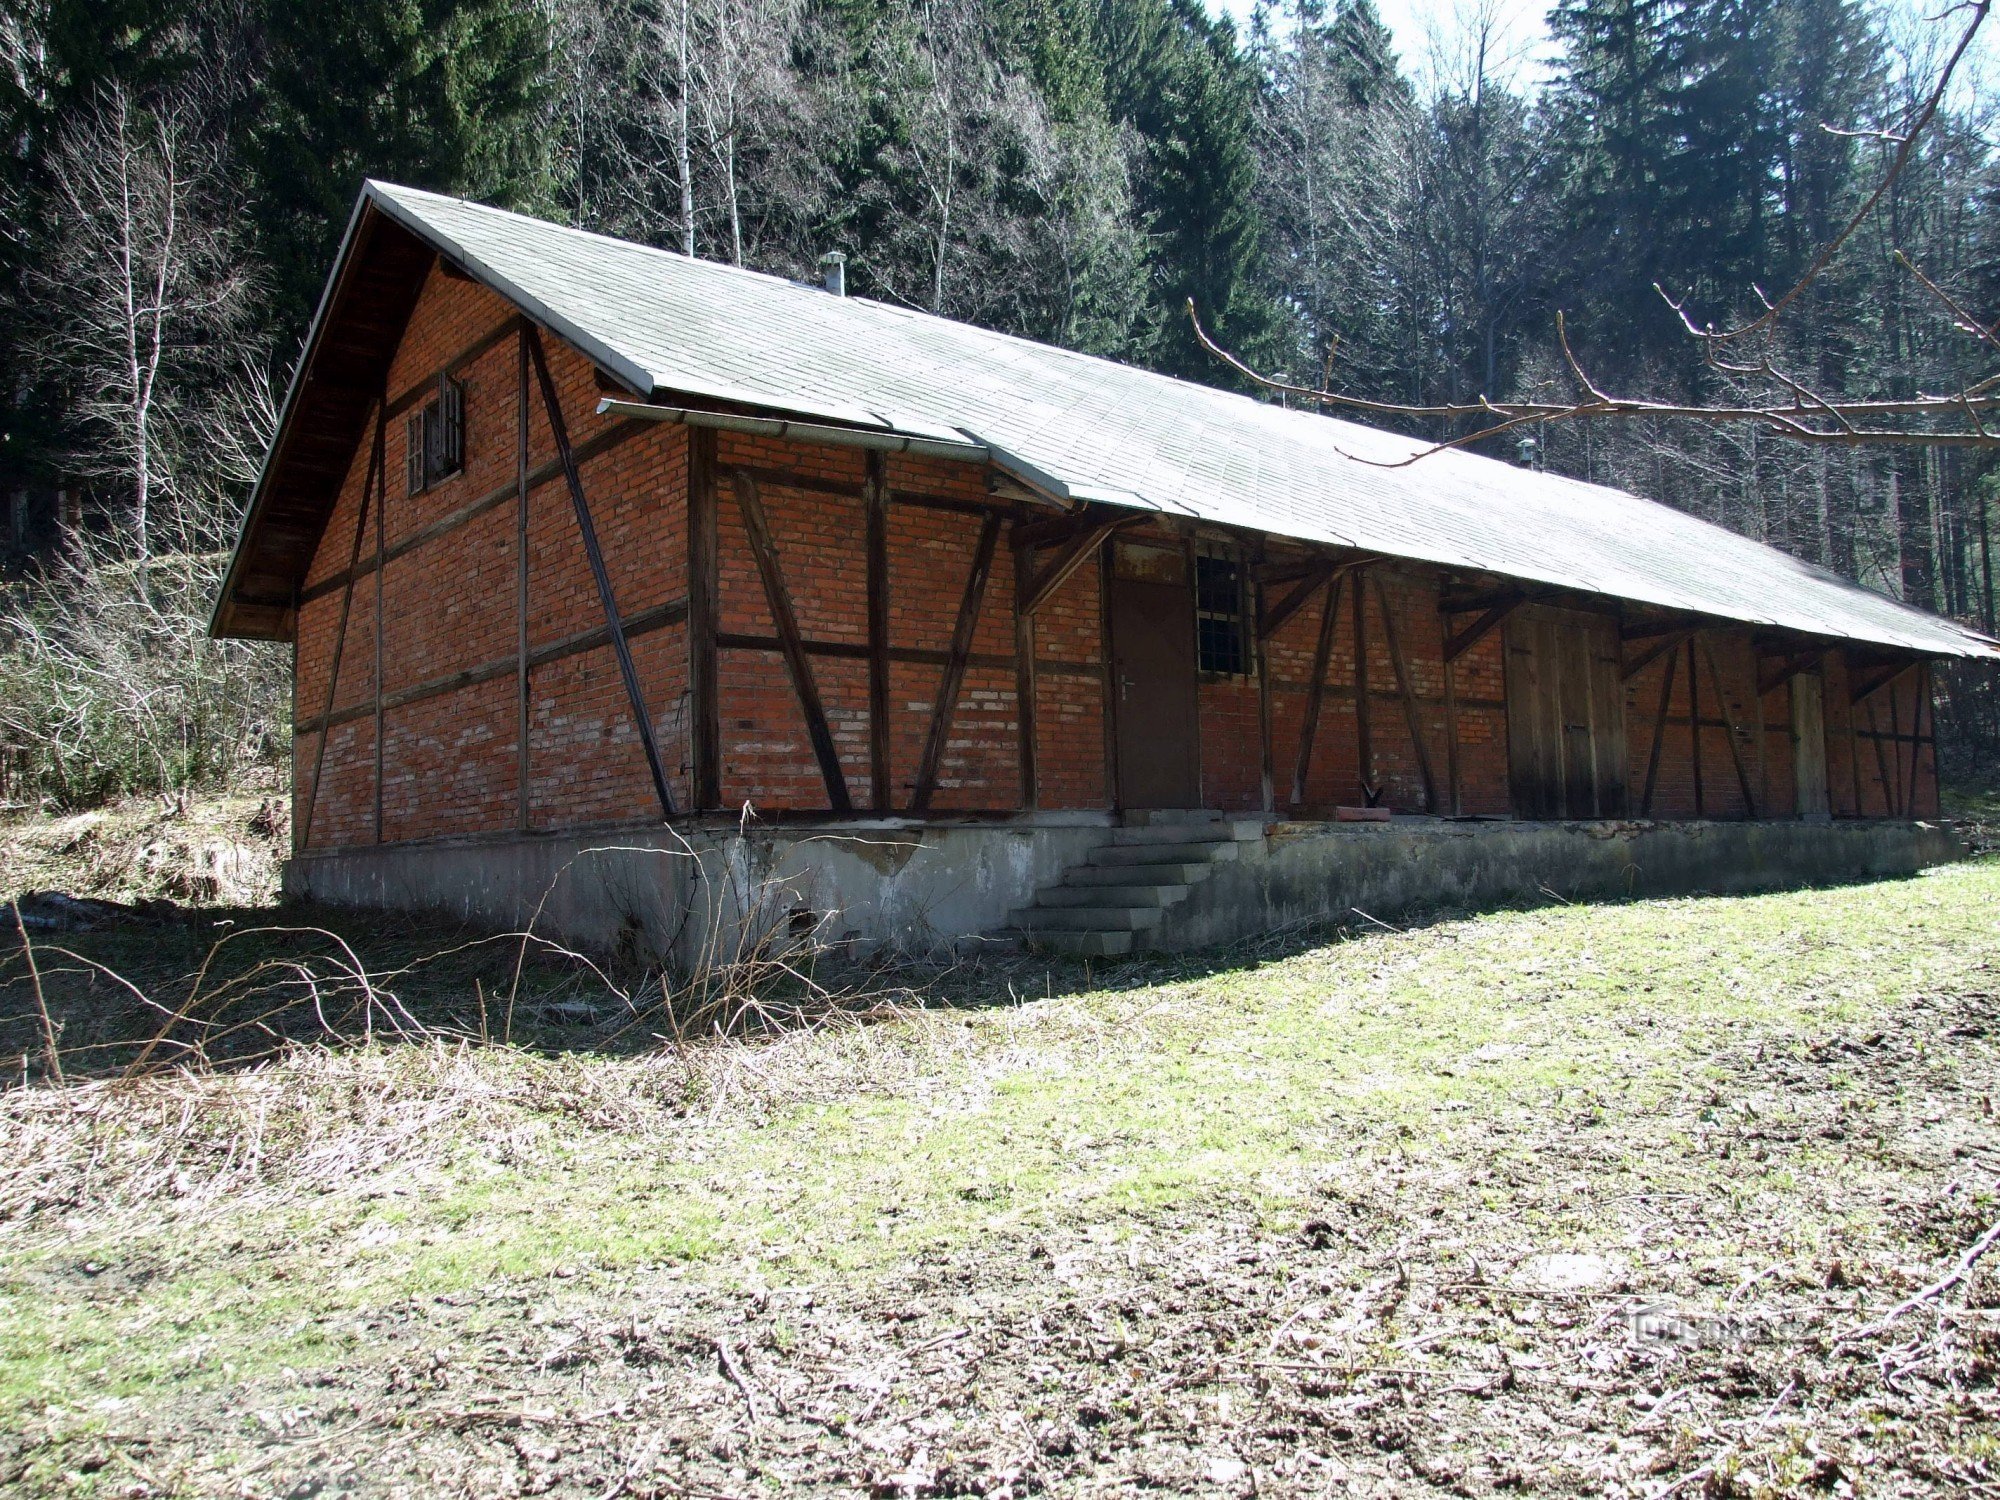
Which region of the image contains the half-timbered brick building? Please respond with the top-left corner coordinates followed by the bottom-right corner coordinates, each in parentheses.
top-left (212, 184), bottom-right (1998, 959)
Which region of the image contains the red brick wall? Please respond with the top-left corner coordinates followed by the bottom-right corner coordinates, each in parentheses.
top-left (292, 268), bottom-right (1940, 848)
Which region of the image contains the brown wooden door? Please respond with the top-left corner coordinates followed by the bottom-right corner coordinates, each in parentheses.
top-left (1504, 606), bottom-right (1627, 819)
top-left (1109, 542), bottom-right (1201, 809)
top-left (1792, 670), bottom-right (1830, 818)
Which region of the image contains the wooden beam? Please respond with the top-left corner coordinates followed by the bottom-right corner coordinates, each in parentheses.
top-left (1443, 596), bottom-right (1523, 665)
top-left (299, 598), bottom-right (690, 735)
top-left (1699, 638), bottom-right (1758, 819)
top-left (732, 468), bottom-right (852, 813)
top-left (1354, 568), bottom-right (1374, 799)
top-left (1687, 638), bottom-right (1704, 817)
top-left (912, 514), bottom-right (1003, 813)
top-left (298, 418), bottom-right (649, 607)
top-left (1018, 510), bottom-right (1123, 616)
top-left (515, 326), bottom-right (531, 831)
top-left (1015, 536), bottom-right (1039, 812)
top-left (864, 453), bottom-right (893, 812)
top-left (1756, 648), bottom-right (1827, 697)
top-left (1905, 671), bottom-right (1924, 817)
top-left (371, 397), bottom-right (387, 845)
top-left (1865, 694), bottom-right (1896, 816)
top-left (1375, 573), bottom-right (1437, 812)
top-left (687, 428), bottom-right (721, 810)
top-left (528, 328), bottom-right (678, 819)
top-left (1254, 542), bottom-right (1274, 816)
top-left (1290, 570), bottom-right (1344, 808)
top-left (299, 400), bottom-right (381, 852)
top-left (1639, 647), bottom-right (1678, 817)
top-left (1441, 605), bottom-right (1462, 818)
top-left (1622, 628), bottom-right (1692, 682)
top-left (1848, 661), bottom-right (1907, 705)
top-left (1260, 559), bottom-right (1337, 642)
top-left (386, 315), bottom-right (524, 421)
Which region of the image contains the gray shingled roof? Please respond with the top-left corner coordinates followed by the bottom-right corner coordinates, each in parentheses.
top-left (293, 182), bottom-right (2000, 657)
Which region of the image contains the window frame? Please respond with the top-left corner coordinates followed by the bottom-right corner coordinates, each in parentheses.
top-left (1193, 541), bottom-right (1254, 680)
top-left (405, 375), bottom-right (465, 495)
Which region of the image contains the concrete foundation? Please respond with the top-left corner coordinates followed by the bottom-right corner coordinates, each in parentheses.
top-left (284, 814), bottom-right (1971, 967)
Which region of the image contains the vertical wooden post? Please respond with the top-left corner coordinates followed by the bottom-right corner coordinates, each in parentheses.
top-left (1906, 666), bottom-right (1926, 817)
top-left (1865, 694), bottom-right (1895, 816)
top-left (1845, 657), bottom-right (1864, 817)
top-left (1441, 607), bottom-right (1461, 818)
top-left (1686, 637), bottom-right (1704, 817)
top-left (1099, 542), bottom-right (1119, 810)
top-left (515, 327), bottom-right (531, 831)
top-left (299, 403), bottom-right (380, 853)
top-left (1639, 649), bottom-right (1677, 817)
top-left (1291, 571), bottom-right (1342, 809)
top-left (865, 453), bottom-right (893, 812)
top-left (1374, 573), bottom-right (1437, 813)
top-left (1752, 659), bottom-right (1767, 819)
top-left (1353, 566), bottom-right (1373, 798)
top-left (687, 427), bottom-right (721, 810)
top-left (371, 399), bottom-right (387, 845)
top-left (1014, 542), bottom-right (1039, 812)
top-left (1254, 547), bottom-right (1274, 818)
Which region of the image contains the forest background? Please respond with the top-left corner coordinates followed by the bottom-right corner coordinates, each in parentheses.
top-left (2, 0), bottom-right (1996, 807)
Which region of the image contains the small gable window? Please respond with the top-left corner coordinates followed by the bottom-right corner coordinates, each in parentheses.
top-left (1194, 544), bottom-right (1250, 677)
top-left (405, 375), bottom-right (465, 494)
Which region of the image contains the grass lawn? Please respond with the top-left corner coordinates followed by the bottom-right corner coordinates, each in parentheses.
top-left (2, 853), bottom-right (1998, 1496)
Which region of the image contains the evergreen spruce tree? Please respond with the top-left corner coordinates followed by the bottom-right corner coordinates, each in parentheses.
top-left (249, 0), bottom-right (550, 341)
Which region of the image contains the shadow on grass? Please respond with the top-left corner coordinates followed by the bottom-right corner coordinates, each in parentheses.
top-left (3, 846), bottom-right (1984, 1084)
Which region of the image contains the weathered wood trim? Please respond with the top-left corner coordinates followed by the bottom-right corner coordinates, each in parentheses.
top-left (1260, 559), bottom-right (1337, 643)
top-left (687, 429), bottom-right (721, 809)
top-left (1905, 671), bottom-right (1923, 815)
top-left (889, 488), bottom-right (1011, 518)
top-left (528, 328), bottom-right (678, 819)
top-left (1014, 532), bottom-right (1039, 810)
top-left (299, 403), bottom-right (382, 850)
top-left (371, 399), bottom-right (387, 844)
top-left (1254, 541), bottom-right (1274, 817)
top-left (911, 513), bottom-right (1002, 813)
top-left (714, 632), bottom-right (1091, 677)
top-left (385, 315), bottom-right (525, 422)
top-left (1622, 628), bottom-right (1693, 682)
top-left (1354, 568), bottom-right (1374, 798)
top-left (1374, 574), bottom-right (1438, 812)
top-left (515, 325), bottom-right (531, 831)
top-left (1290, 570), bottom-right (1343, 808)
top-left (1441, 610), bottom-right (1462, 818)
top-left (1019, 509), bottom-right (1123, 616)
top-left (1699, 637), bottom-right (1758, 818)
top-left (1442, 596), bottom-right (1523, 665)
top-left (732, 469), bottom-right (852, 812)
top-left (1687, 639), bottom-right (1705, 817)
top-left (298, 598), bottom-right (689, 736)
top-left (1865, 694), bottom-right (1896, 815)
top-left (1639, 647), bottom-right (1678, 817)
top-left (865, 453), bottom-right (893, 812)
top-left (299, 418), bottom-right (649, 606)
top-left (1756, 648), bottom-right (1827, 697)
top-left (1099, 544), bottom-right (1119, 810)
top-left (1847, 661), bottom-right (1908, 705)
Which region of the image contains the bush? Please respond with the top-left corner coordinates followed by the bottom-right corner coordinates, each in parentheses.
top-left (0, 543), bottom-right (288, 809)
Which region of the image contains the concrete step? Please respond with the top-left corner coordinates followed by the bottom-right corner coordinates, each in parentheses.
top-left (1112, 818), bottom-right (1264, 845)
top-left (1065, 861), bottom-right (1214, 886)
top-left (1090, 840), bottom-right (1241, 866)
top-left (1011, 904), bottom-right (1164, 932)
top-left (1036, 882), bottom-right (1191, 908)
top-left (1028, 929), bottom-right (1136, 958)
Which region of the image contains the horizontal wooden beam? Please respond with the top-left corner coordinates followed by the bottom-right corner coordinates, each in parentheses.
top-left (298, 596), bottom-right (689, 737)
top-left (385, 316), bottom-right (524, 421)
top-left (716, 631), bottom-right (1100, 680)
top-left (299, 417), bottom-right (649, 607)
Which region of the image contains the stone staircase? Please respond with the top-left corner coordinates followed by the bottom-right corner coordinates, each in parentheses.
top-left (1007, 813), bottom-right (1266, 958)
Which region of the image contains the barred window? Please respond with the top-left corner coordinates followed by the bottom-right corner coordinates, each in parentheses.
top-left (1194, 546), bottom-right (1250, 676)
top-left (405, 375), bottom-right (465, 494)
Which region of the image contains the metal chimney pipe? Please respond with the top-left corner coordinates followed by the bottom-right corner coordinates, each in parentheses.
top-left (819, 251), bottom-right (847, 297)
